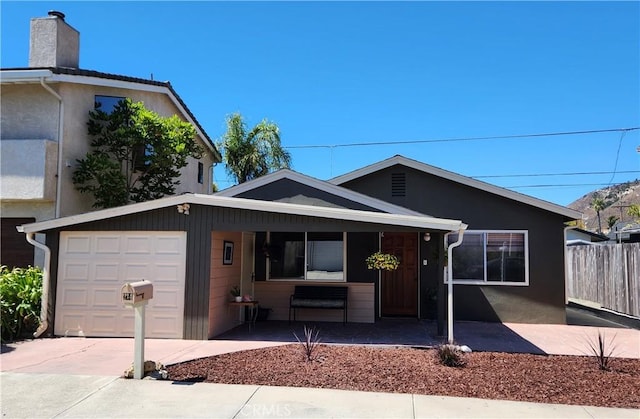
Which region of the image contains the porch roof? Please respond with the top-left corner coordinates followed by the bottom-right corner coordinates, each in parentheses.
top-left (17, 193), bottom-right (467, 234)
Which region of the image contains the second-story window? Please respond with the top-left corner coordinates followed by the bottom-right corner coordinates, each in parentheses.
top-left (198, 162), bottom-right (204, 184)
top-left (94, 95), bottom-right (125, 114)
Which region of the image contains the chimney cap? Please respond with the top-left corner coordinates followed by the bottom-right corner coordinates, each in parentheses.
top-left (48, 10), bottom-right (66, 20)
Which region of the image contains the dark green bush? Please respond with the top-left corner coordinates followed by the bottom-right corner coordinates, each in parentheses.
top-left (1, 266), bottom-right (43, 342)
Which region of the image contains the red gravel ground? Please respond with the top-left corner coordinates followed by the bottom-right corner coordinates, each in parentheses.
top-left (166, 344), bottom-right (640, 409)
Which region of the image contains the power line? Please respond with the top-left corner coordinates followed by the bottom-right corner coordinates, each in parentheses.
top-left (607, 130), bottom-right (628, 185)
top-left (285, 127), bottom-right (640, 149)
top-left (474, 170), bottom-right (640, 179)
top-left (508, 183), bottom-right (625, 189)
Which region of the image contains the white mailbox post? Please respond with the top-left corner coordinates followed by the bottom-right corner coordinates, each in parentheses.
top-left (121, 280), bottom-right (153, 379)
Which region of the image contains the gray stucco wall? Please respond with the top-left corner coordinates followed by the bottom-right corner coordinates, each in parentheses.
top-left (339, 164), bottom-right (569, 324)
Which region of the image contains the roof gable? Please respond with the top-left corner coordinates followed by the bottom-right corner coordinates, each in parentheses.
top-left (330, 155), bottom-right (582, 220)
top-left (216, 169), bottom-right (425, 216)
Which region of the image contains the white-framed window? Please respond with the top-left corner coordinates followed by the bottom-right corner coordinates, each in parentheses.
top-left (266, 232), bottom-right (346, 282)
top-left (446, 230), bottom-right (529, 286)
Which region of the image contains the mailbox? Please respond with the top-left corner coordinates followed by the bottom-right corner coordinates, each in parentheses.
top-left (121, 280), bottom-right (153, 305)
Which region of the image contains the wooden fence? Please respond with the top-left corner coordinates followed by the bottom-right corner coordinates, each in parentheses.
top-left (566, 243), bottom-right (640, 318)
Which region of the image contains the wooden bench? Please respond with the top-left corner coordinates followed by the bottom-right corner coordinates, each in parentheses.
top-left (289, 285), bottom-right (348, 324)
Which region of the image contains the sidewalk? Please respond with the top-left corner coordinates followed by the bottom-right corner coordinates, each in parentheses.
top-left (1, 372), bottom-right (637, 418)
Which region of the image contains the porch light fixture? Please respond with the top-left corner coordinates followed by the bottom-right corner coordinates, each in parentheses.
top-left (423, 232), bottom-right (431, 242)
top-left (176, 203), bottom-right (190, 215)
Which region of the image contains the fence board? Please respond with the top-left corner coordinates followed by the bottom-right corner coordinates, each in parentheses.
top-left (567, 243), bottom-right (640, 317)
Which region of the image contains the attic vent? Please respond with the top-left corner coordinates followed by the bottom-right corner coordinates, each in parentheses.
top-left (391, 172), bottom-right (406, 197)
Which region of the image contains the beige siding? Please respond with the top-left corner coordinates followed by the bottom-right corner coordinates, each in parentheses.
top-left (254, 281), bottom-right (375, 323)
top-left (208, 231), bottom-right (243, 338)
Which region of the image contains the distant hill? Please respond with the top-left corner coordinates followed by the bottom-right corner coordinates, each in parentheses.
top-left (568, 179), bottom-right (640, 233)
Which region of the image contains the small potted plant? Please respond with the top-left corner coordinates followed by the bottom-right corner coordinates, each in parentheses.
top-left (366, 251), bottom-right (400, 271)
top-left (230, 285), bottom-right (242, 302)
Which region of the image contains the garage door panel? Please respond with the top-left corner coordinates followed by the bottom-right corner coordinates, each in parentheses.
top-left (95, 236), bottom-right (121, 254)
top-left (91, 313), bottom-right (120, 334)
top-left (61, 262), bottom-right (89, 281)
top-left (64, 236), bottom-right (91, 254)
top-left (55, 312), bottom-right (87, 337)
top-left (60, 288), bottom-right (89, 306)
top-left (94, 263), bottom-right (120, 282)
top-left (154, 264), bottom-right (182, 283)
top-left (152, 289), bottom-right (180, 309)
top-left (92, 288), bottom-right (120, 308)
top-left (156, 236), bottom-right (183, 254)
top-left (124, 236), bottom-right (153, 254)
top-left (56, 231), bottom-right (186, 338)
top-left (123, 263), bottom-right (151, 281)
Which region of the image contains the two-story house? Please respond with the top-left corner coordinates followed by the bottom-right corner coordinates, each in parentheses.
top-left (1, 11), bottom-right (221, 268)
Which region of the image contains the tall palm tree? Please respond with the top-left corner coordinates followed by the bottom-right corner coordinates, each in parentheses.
top-left (591, 196), bottom-right (606, 234)
top-left (219, 113), bottom-right (291, 184)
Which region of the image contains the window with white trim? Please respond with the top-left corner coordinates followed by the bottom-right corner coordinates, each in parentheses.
top-left (446, 230), bottom-right (528, 285)
top-left (267, 232), bottom-right (346, 281)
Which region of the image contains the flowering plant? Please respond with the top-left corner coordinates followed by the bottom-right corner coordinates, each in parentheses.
top-left (366, 252), bottom-right (400, 271)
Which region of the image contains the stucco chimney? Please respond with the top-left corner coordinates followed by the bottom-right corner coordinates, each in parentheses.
top-left (29, 11), bottom-right (79, 68)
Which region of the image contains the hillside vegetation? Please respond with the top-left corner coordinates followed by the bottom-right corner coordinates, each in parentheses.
top-left (568, 179), bottom-right (640, 233)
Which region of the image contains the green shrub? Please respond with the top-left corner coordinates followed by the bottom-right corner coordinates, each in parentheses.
top-left (436, 343), bottom-right (466, 367)
top-left (0, 266), bottom-right (43, 342)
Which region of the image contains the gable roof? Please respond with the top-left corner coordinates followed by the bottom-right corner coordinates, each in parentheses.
top-left (216, 169), bottom-right (426, 216)
top-left (16, 193), bottom-right (466, 234)
top-left (330, 155), bottom-right (583, 220)
top-left (0, 67), bottom-right (221, 161)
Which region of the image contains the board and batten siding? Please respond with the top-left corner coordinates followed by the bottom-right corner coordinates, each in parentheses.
top-left (254, 281), bottom-right (375, 323)
top-left (208, 231), bottom-right (243, 338)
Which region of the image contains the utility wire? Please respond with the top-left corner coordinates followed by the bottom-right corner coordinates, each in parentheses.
top-left (285, 127), bottom-right (640, 149)
top-left (474, 170), bottom-right (640, 179)
top-left (607, 130), bottom-right (628, 185)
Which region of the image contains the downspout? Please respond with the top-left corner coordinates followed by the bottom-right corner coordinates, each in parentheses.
top-left (445, 228), bottom-right (466, 344)
top-left (39, 78), bottom-right (64, 218)
top-left (25, 232), bottom-right (51, 338)
top-left (564, 224), bottom-right (579, 305)
top-left (208, 163), bottom-right (215, 194)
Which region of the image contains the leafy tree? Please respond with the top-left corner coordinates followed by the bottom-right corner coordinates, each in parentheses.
top-left (219, 113), bottom-right (291, 184)
top-left (73, 99), bottom-right (203, 208)
top-left (628, 204), bottom-right (640, 222)
top-left (606, 215), bottom-right (619, 230)
top-left (591, 196), bottom-right (606, 234)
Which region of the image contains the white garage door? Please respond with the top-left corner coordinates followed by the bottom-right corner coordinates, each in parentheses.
top-left (55, 231), bottom-right (186, 338)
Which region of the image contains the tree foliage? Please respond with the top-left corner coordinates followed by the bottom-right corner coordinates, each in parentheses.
top-left (591, 195), bottom-right (606, 234)
top-left (219, 113), bottom-right (291, 184)
top-left (628, 204), bottom-right (640, 222)
top-left (73, 99), bottom-right (203, 208)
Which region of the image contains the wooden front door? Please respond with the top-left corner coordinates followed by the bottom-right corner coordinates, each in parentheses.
top-left (381, 232), bottom-right (418, 317)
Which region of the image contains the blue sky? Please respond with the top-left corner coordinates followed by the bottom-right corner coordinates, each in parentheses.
top-left (2, 1), bottom-right (639, 206)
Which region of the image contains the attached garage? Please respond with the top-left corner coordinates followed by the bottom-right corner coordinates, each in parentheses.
top-left (55, 231), bottom-right (186, 338)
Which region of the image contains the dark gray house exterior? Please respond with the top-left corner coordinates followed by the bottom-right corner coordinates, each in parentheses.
top-left (329, 155), bottom-right (582, 325)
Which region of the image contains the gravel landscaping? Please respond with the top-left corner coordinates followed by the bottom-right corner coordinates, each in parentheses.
top-left (166, 344), bottom-right (640, 409)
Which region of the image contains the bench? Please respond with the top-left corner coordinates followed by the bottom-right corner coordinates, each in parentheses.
top-left (289, 285), bottom-right (348, 324)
